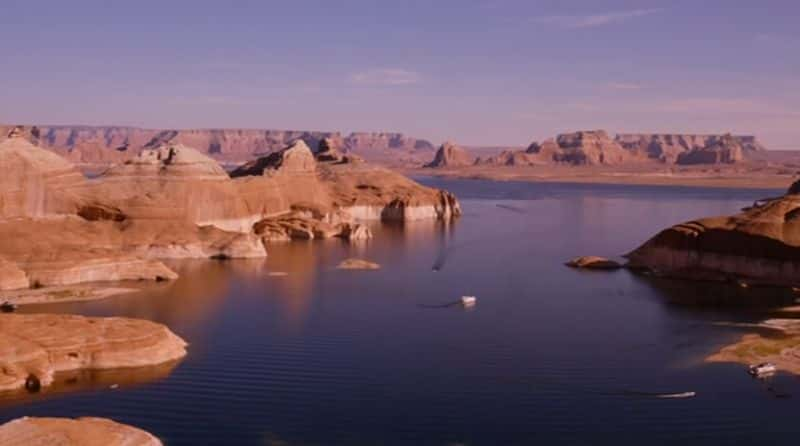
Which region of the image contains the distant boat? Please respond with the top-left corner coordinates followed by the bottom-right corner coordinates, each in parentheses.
top-left (749, 363), bottom-right (777, 376)
top-left (655, 391), bottom-right (696, 399)
top-left (461, 296), bottom-right (477, 307)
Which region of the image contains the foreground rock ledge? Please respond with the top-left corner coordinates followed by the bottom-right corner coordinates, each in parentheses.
top-left (0, 313), bottom-right (187, 392)
top-left (0, 417), bottom-right (162, 446)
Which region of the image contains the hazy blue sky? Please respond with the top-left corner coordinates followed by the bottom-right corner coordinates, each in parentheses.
top-left (1, 0), bottom-right (798, 148)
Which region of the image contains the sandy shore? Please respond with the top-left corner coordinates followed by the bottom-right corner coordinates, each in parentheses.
top-left (409, 165), bottom-right (796, 190)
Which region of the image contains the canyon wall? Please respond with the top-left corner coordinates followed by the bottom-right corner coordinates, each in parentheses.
top-left (0, 125), bottom-right (435, 166)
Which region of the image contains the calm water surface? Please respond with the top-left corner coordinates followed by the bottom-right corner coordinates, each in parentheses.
top-left (2, 179), bottom-right (798, 445)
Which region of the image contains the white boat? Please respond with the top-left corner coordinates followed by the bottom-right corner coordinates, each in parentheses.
top-left (461, 296), bottom-right (477, 307)
top-left (749, 362), bottom-right (777, 376)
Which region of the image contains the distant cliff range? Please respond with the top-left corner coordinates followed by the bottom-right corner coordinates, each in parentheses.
top-left (0, 125), bottom-right (436, 166)
top-left (470, 130), bottom-right (767, 167)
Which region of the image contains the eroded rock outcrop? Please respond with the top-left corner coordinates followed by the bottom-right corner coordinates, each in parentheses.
top-left (425, 141), bottom-right (474, 168)
top-left (235, 140), bottom-right (462, 222)
top-left (0, 134), bottom-right (87, 219)
top-left (0, 417), bottom-right (162, 446)
top-left (626, 180), bottom-right (800, 286)
top-left (0, 313), bottom-right (187, 392)
top-left (675, 134), bottom-right (744, 165)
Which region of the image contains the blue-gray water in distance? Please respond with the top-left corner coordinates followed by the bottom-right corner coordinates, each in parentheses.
top-left (2, 178), bottom-right (799, 445)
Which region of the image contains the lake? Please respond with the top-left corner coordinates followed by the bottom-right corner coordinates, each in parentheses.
top-left (2, 178), bottom-right (798, 445)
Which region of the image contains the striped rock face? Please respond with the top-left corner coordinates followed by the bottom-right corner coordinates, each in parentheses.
top-left (626, 182), bottom-right (800, 286)
top-left (0, 313), bottom-right (187, 392)
top-left (0, 417), bottom-right (162, 446)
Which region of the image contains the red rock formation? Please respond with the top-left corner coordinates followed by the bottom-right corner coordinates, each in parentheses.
top-left (0, 125), bottom-right (435, 166)
top-left (615, 133), bottom-right (763, 163)
top-left (425, 141), bottom-right (474, 168)
top-left (626, 180), bottom-right (800, 286)
top-left (675, 134), bottom-right (744, 165)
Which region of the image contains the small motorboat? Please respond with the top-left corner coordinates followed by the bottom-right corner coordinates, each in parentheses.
top-left (749, 362), bottom-right (777, 376)
top-left (461, 296), bottom-right (477, 307)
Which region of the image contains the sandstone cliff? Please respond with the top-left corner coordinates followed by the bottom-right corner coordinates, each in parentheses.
top-left (0, 124), bottom-right (435, 166)
top-left (615, 133), bottom-right (763, 163)
top-left (626, 179), bottom-right (800, 286)
top-left (479, 131), bottom-right (637, 166)
top-left (425, 141), bottom-right (475, 168)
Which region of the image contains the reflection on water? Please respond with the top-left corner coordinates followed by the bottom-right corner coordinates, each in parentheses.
top-left (0, 360), bottom-right (182, 409)
top-left (2, 179), bottom-right (799, 445)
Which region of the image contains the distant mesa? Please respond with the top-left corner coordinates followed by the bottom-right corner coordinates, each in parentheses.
top-left (425, 141), bottom-right (474, 168)
top-left (615, 132), bottom-right (761, 164)
top-left (0, 124), bottom-right (436, 167)
top-left (477, 130), bottom-right (768, 167)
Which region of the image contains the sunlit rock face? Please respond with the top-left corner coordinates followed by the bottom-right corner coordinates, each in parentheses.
top-left (0, 135), bottom-right (87, 219)
top-left (0, 313), bottom-right (187, 392)
top-left (88, 143), bottom-right (260, 233)
top-left (626, 181), bottom-right (800, 286)
top-left (0, 417), bottom-right (163, 446)
top-left (615, 133), bottom-right (760, 164)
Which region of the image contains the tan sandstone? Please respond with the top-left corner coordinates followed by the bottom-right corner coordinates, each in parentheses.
top-left (626, 179), bottom-right (800, 286)
top-left (0, 313), bottom-right (187, 392)
top-left (0, 417), bottom-right (162, 446)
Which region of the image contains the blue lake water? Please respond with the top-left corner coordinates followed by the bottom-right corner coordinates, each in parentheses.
top-left (2, 178), bottom-right (797, 445)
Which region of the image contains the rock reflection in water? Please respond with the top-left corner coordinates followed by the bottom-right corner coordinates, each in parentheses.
top-left (0, 359), bottom-right (182, 407)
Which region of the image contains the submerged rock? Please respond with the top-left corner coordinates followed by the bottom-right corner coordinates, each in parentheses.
top-left (0, 313), bottom-right (187, 392)
top-left (0, 417), bottom-right (162, 446)
top-left (626, 180), bottom-right (800, 286)
top-left (565, 256), bottom-right (622, 270)
top-left (337, 258), bottom-right (381, 270)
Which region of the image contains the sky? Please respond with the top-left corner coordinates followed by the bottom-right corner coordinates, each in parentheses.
top-left (1, 0), bottom-right (798, 148)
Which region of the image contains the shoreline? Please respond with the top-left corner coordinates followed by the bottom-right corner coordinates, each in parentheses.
top-left (408, 167), bottom-right (795, 190)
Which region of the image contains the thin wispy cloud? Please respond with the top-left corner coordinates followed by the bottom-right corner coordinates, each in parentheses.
top-left (535, 8), bottom-right (663, 29)
top-left (607, 82), bottom-right (644, 90)
top-left (350, 69), bottom-right (421, 86)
